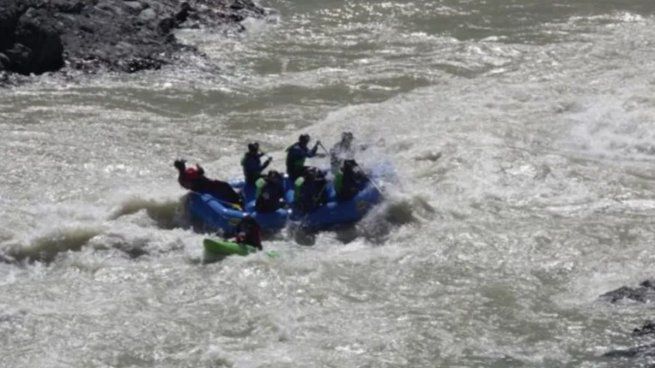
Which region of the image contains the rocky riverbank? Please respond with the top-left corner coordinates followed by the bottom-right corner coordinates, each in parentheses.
top-left (0, 0), bottom-right (265, 76)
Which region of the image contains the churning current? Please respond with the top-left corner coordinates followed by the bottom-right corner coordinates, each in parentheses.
top-left (1, 1), bottom-right (655, 367)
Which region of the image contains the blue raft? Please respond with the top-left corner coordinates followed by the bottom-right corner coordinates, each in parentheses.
top-left (186, 182), bottom-right (290, 235)
top-left (186, 163), bottom-right (393, 234)
top-left (287, 179), bottom-right (381, 230)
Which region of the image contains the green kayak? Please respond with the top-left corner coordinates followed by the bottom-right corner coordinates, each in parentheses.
top-left (203, 238), bottom-right (258, 256)
top-left (203, 238), bottom-right (280, 258)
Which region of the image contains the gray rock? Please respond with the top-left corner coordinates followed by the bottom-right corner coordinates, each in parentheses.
top-left (600, 279), bottom-right (655, 304)
top-left (138, 7), bottom-right (156, 21)
top-left (52, 0), bottom-right (85, 14)
top-left (123, 1), bottom-right (145, 12)
top-left (601, 282), bottom-right (655, 362)
top-left (632, 320), bottom-right (655, 337)
top-left (97, 1), bottom-right (125, 16)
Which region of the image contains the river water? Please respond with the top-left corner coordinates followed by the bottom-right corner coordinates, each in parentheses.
top-left (2, 0), bottom-right (655, 367)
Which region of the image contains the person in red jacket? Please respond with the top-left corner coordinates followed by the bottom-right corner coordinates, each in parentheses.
top-left (234, 216), bottom-right (262, 250)
top-left (174, 159), bottom-right (243, 207)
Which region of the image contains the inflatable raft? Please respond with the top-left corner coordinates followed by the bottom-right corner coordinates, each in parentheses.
top-left (289, 179), bottom-right (381, 230)
top-left (186, 163), bottom-right (394, 234)
top-left (186, 179), bottom-right (291, 234)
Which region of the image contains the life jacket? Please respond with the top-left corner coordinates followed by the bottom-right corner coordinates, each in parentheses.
top-left (294, 174), bottom-right (327, 213)
top-left (335, 167), bottom-right (366, 201)
top-left (286, 143), bottom-right (317, 179)
top-left (334, 171), bottom-right (344, 197)
top-left (255, 177), bottom-right (284, 212)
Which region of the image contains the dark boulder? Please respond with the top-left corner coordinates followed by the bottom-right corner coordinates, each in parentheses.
top-left (0, 0), bottom-right (267, 76)
top-left (601, 282), bottom-right (655, 361)
top-left (10, 8), bottom-right (64, 74)
top-left (599, 279), bottom-right (655, 304)
top-left (0, 52), bottom-right (9, 70)
top-left (633, 320), bottom-right (655, 337)
top-left (0, 0), bottom-right (27, 51)
top-left (158, 2), bottom-right (192, 35)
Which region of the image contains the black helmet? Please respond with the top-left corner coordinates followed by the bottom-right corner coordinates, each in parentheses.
top-left (173, 159), bottom-right (186, 170)
top-left (304, 166), bottom-right (317, 179)
top-left (342, 131), bottom-right (354, 142)
top-left (299, 134), bottom-right (310, 144)
top-left (247, 142), bottom-right (259, 153)
top-left (267, 170), bottom-right (282, 182)
top-left (343, 159), bottom-right (357, 169)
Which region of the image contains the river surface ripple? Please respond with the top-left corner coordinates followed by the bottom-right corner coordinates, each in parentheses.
top-left (1, 1), bottom-right (655, 367)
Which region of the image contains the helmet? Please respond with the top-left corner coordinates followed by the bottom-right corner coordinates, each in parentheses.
top-left (247, 142), bottom-right (259, 153)
top-left (304, 166), bottom-right (318, 179)
top-left (173, 159), bottom-right (186, 171)
top-left (299, 134), bottom-right (310, 144)
top-left (342, 131), bottom-right (354, 142)
top-left (267, 170), bottom-right (282, 182)
top-left (343, 159), bottom-right (357, 170)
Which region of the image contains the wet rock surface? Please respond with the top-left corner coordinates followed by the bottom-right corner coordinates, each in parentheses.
top-left (601, 280), bottom-right (655, 361)
top-left (603, 319), bottom-right (655, 359)
top-left (0, 0), bottom-right (265, 76)
top-left (600, 279), bottom-right (655, 304)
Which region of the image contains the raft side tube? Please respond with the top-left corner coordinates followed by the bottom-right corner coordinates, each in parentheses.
top-left (291, 182), bottom-right (382, 230)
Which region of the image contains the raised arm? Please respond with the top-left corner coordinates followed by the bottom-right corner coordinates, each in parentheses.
top-left (261, 156), bottom-right (272, 171)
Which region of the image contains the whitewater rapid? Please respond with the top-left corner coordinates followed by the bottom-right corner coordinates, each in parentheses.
top-left (1, 1), bottom-right (655, 367)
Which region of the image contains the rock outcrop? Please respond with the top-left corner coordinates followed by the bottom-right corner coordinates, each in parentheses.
top-left (600, 279), bottom-right (655, 304)
top-left (601, 280), bottom-right (655, 361)
top-left (0, 0), bottom-right (265, 75)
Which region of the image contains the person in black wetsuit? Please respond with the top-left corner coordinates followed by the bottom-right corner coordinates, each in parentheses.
top-left (241, 142), bottom-right (272, 186)
top-left (234, 215), bottom-right (263, 250)
top-left (334, 159), bottom-right (367, 201)
top-left (286, 134), bottom-right (321, 181)
top-left (255, 170), bottom-right (285, 213)
top-left (174, 159), bottom-right (242, 207)
top-left (293, 167), bottom-right (328, 214)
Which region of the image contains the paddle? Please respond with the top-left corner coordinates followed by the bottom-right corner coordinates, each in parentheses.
top-left (318, 141), bottom-right (330, 156)
top-left (352, 165), bottom-right (384, 195)
top-left (366, 175), bottom-right (384, 195)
